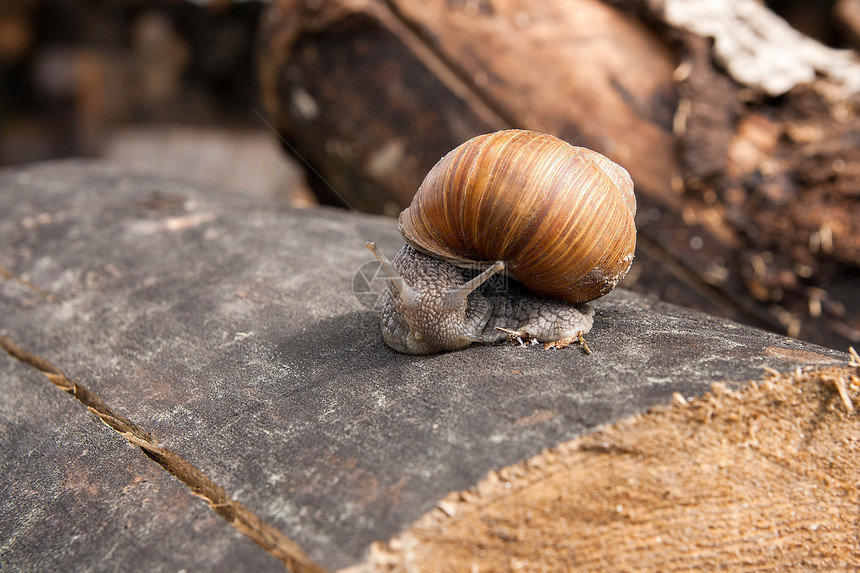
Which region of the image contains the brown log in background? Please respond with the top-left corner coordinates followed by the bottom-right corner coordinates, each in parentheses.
top-left (258, 0), bottom-right (860, 351)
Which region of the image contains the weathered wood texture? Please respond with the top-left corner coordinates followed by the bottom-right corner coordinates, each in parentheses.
top-left (351, 363), bottom-right (860, 572)
top-left (258, 0), bottom-right (860, 351)
top-left (1, 161), bottom-right (849, 570)
top-left (660, 0), bottom-right (860, 350)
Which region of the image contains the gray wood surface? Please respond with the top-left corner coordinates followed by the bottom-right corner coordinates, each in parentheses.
top-left (0, 161), bottom-right (847, 571)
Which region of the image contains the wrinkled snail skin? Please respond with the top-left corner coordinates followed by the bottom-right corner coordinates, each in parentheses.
top-left (369, 129), bottom-right (636, 355)
top-left (376, 245), bottom-right (594, 355)
top-left (377, 246), bottom-right (491, 355)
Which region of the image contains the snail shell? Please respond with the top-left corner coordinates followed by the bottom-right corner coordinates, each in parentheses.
top-left (398, 129), bottom-right (637, 304)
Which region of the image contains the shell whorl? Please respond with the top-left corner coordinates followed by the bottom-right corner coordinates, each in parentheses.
top-left (398, 130), bottom-right (637, 304)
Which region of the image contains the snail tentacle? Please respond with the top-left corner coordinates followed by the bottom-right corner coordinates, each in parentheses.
top-left (366, 241), bottom-right (418, 311)
top-left (444, 260), bottom-right (505, 309)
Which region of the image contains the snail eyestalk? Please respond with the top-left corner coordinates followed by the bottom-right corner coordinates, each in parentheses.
top-left (446, 261), bottom-right (505, 308)
top-left (449, 263), bottom-right (504, 344)
top-left (366, 241), bottom-right (418, 310)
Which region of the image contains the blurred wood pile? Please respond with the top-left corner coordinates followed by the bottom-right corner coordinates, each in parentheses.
top-left (0, 0), bottom-right (262, 162)
top-left (0, 0), bottom-right (312, 204)
top-left (258, 0), bottom-right (860, 351)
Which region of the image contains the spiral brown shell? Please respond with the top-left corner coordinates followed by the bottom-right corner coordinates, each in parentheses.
top-left (398, 130), bottom-right (637, 304)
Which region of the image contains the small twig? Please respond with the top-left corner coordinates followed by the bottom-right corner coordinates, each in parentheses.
top-left (748, 417), bottom-right (758, 442)
top-left (831, 376), bottom-right (854, 414)
top-left (578, 332), bottom-right (592, 355)
top-left (495, 326), bottom-right (526, 337)
top-left (0, 266), bottom-right (56, 303)
top-left (495, 326), bottom-right (537, 347)
top-left (542, 331), bottom-right (591, 354)
top-left (848, 346), bottom-right (859, 368)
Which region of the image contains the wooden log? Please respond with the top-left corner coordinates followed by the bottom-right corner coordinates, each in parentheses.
top-left (257, 0), bottom-right (678, 211)
top-left (2, 161), bottom-right (852, 571)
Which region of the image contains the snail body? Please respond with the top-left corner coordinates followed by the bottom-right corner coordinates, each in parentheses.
top-left (368, 130), bottom-right (636, 355)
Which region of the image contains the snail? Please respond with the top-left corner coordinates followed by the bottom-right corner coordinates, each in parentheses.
top-left (367, 129), bottom-right (636, 355)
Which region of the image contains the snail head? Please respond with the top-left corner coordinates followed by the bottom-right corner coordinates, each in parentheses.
top-left (366, 242), bottom-right (504, 354)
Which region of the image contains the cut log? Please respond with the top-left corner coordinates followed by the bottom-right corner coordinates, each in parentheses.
top-left (1, 160), bottom-right (852, 571)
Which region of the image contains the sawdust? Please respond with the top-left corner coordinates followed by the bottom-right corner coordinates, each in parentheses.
top-left (350, 358), bottom-right (860, 572)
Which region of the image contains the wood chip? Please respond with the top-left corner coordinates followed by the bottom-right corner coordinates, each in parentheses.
top-left (833, 376), bottom-right (855, 413)
top-left (543, 332), bottom-right (591, 354)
